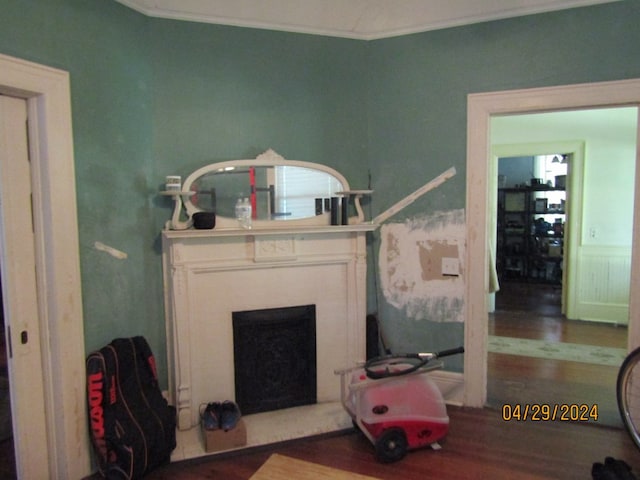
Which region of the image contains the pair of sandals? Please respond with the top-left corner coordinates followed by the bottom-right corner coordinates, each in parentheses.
top-left (201, 400), bottom-right (242, 432)
top-left (592, 457), bottom-right (637, 480)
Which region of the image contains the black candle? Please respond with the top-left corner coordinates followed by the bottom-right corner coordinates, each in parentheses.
top-left (341, 195), bottom-right (349, 225)
top-left (330, 197), bottom-right (339, 225)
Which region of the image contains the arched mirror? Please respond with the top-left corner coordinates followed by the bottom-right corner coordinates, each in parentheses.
top-left (165, 149), bottom-right (370, 230)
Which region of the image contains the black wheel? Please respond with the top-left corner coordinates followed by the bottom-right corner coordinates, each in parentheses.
top-left (374, 428), bottom-right (408, 463)
top-left (617, 346), bottom-right (640, 449)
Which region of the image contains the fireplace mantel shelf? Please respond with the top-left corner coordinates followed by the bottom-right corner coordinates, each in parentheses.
top-left (162, 223), bottom-right (378, 239)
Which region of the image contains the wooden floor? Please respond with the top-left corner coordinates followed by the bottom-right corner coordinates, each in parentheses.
top-left (139, 406), bottom-right (640, 480)
top-left (490, 281), bottom-right (627, 348)
top-left (488, 281), bottom-right (627, 427)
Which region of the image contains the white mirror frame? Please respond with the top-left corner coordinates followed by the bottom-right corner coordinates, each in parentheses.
top-left (165, 149), bottom-right (369, 230)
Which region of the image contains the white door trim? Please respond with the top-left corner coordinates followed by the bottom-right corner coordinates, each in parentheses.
top-left (0, 53), bottom-right (89, 477)
top-left (0, 95), bottom-right (50, 477)
top-left (491, 140), bottom-right (586, 318)
top-left (464, 78), bottom-right (640, 408)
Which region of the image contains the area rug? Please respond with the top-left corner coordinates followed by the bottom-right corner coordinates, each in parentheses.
top-left (250, 454), bottom-right (381, 480)
top-left (488, 335), bottom-right (627, 367)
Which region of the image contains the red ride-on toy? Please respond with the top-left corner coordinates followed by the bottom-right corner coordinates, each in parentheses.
top-left (335, 347), bottom-right (464, 463)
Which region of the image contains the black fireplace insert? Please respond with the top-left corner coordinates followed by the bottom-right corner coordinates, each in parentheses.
top-left (232, 304), bottom-right (317, 415)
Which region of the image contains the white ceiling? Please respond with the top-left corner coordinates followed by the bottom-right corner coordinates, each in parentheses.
top-left (115, 0), bottom-right (618, 40)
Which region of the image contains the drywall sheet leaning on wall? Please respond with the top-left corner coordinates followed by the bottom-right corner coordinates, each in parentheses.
top-left (380, 209), bottom-right (465, 323)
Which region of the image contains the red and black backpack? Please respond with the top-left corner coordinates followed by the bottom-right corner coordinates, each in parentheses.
top-left (86, 336), bottom-right (176, 479)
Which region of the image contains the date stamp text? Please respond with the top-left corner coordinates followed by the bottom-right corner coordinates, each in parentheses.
top-left (502, 403), bottom-right (598, 422)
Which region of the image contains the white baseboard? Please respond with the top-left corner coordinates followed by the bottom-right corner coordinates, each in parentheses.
top-left (431, 370), bottom-right (464, 406)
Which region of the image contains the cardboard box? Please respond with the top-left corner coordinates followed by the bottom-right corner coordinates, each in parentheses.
top-left (203, 419), bottom-right (247, 453)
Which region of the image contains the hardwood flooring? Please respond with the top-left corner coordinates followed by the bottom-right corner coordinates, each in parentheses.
top-left (137, 406), bottom-right (640, 480)
top-left (488, 280), bottom-right (627, 427)
top-left (490, 281), bottom-right (627, 348)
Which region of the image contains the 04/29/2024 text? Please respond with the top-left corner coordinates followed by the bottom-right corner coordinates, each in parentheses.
top-left (502, 403), bottom-right (598, 422)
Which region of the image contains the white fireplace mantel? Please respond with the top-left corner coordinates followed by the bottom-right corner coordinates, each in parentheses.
top-left (162, 224), bottom-right (376, 439)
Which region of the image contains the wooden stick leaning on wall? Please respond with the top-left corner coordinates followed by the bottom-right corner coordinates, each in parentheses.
top-left (372, 166), bottom-right (457, 225)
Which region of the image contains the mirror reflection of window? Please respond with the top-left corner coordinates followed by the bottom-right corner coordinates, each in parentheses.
top-left (274, 166), bottom-right (343, 220)
top-left (187, 164), bottom-right (344, 221)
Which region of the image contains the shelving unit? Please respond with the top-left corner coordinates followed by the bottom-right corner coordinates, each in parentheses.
top-left (497, 186), bottom-right (566, 284)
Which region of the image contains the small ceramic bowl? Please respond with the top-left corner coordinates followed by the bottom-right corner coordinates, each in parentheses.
top-left (192, 211), bottom-right (216, 229)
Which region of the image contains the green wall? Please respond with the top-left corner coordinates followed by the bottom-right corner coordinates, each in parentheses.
top-left (0, 0), bottom-right (368, 385)
top-left (0, 0), bottom-right (162, 362)
top-left (0, 0), bottom-right (639, 382)
top-left (366, 2), bottom-right (640, 368)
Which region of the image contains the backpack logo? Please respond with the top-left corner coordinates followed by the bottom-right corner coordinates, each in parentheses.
top-left (88, 371), bottom-right (106, 457)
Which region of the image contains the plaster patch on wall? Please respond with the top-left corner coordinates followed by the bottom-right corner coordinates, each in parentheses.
top-left (418, 241), bottom-right (459, 281)
top-left (380, 209), bottom-right (465, 322)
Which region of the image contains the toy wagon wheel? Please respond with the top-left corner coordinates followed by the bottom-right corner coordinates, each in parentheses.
top-left (375, 427), bottom-right (408, 463)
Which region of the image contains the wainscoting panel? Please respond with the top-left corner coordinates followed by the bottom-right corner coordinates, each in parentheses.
top-left (575, 245), bottom-right (631, 324)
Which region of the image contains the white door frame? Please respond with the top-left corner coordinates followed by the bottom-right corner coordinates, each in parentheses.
top-left (491, 140), bottom-right (586, 318)
top-left (464, 78), bottom-right (640, 408)
top-left (0, 95), bottom-right (51, 477)
top-left (0, 53), bottom-right (89, 477)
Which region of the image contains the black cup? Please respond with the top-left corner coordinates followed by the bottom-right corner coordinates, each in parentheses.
top-left (192, 211), bottom-right (216, 229)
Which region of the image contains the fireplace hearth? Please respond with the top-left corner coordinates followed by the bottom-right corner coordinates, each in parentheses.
top-left (233, 304), bottom-right (317, 415)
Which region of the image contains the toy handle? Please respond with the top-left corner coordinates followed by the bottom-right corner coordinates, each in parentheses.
top-left (435, 346), bottom-right (465, 358)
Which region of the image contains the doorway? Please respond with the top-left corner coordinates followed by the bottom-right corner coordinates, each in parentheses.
top-left (492, 150), bottom-right (572, 311)
top-left (0, 94), bottom-right (50, 477)
top-left (0, 53), bottom-right (89, 477)
top-left (0, 281), bottom-right (14, 478)
top-left (488, 128), bottom-right (635, 425)
top-left (463, 78), bottom-right (640, 409)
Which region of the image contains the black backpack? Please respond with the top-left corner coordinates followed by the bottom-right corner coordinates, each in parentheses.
top-left (86, 336), bottom-right (177, 479)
